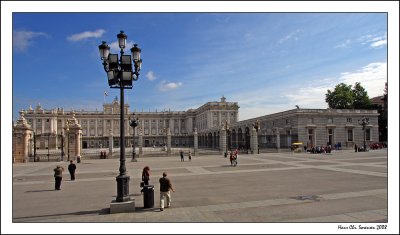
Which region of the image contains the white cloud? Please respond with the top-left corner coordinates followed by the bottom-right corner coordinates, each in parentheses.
top-left (278, 29), bottom-right (301, 44)
top-left (13, 30), bottom-right (48, 51)
top-left (339, 62), bottom-right (387, 97)
top-left (334, 39), bottom-right (351, 48)
top-left (358, 33), bottom-right (387, 48)
top-left (67, 29), bottom-right (105, 42)
top-left (158, 80), bottom-right (183, 92)
top-left (283, 62), bottom-right (387, 109)
top-left (146, 71), bottom-right (157, 81)
top-left (370, 39), bottom-right (387, 48)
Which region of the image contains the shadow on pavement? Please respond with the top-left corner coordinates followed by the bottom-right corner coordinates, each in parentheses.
top-left (25, 189), bottom-right (57, 193)
top-left (13, 208), bottom-right (110, 221)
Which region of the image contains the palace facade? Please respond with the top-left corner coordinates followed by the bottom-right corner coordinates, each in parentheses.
top-left (14, 96), bottom-right (379, 158)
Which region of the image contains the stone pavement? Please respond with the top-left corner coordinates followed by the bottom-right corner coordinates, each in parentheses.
top-left (9, 149), bottom-right (392, 232)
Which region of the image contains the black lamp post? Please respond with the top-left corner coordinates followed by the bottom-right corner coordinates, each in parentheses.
top-left (99, 30), bottom-right (142, 203)
top-left (61, 131), bottom-right (64, 161)
top-left (129, 113), bottom-right (138, 162)
top-left (225, 119), bottom-right (229, 156)
top-left (358, 116), bottom-right (369, 151)
top-left (46, 133), bottom-right (50, 162)
top-left (65, 120), bottom-right (70, 161)
top-left (254, 120), bottom-right (260, 154)
top-left (33, 131), bottom-right (36, 162)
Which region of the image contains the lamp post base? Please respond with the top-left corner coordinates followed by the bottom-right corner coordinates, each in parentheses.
top-left (116, 175), bottom-right (130, 202)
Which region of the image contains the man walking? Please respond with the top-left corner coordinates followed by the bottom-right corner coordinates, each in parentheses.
top-left (68, 160), bottom-right (77, 181)
top-left (159, 172), bottom-right (175, 211)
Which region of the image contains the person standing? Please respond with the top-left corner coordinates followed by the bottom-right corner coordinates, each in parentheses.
top-left (180, 151), bottom-right (184, 162)
top-left (159, 172), bottom-right (175, 211)
top-left (142, 166), bottom-right (150, 185)
top-left (68, 160), bottom-right (77, 181)
top-left (53, 165), bottom-right (64, 190)
top-left (188, 151), bottom-right (192, 161)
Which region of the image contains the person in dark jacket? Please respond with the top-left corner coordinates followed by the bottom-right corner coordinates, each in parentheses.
top-left (53, 165), bottom-right (64, 190)
top-left (68, 160), bottom-right (77, 181)
top-left (159, 172), bottom-right (175, 211)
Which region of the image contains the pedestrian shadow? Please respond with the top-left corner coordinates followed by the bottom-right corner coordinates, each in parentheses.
top-left (13, 208), bottom-right (110, 221)
top-left (25, 189), bottom-right (57, 193)
top-left (134, 207), bottom-right (160, 213)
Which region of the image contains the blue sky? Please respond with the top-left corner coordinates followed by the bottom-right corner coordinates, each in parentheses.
top-left (11, 12), bottom-right (388, 121)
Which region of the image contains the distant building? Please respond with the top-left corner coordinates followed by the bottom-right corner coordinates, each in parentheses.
top-left (14, 96), bottom-right (379, 154)
top-left (370, 95), bottom-right (385, 109)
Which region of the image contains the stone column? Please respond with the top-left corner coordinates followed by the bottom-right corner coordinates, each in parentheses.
top-left (275, 128), bottom-right (280, 152)
top-left (53, 118), bottom-right (58, 149)
top-left (251, 127), bottom-right (258, 154)
top-left (167, 128), bottom-right (171, 156)
top-left (108, 129), bottom-right (113, 158)
top-left (193, 128), bottom-right (198, 156)
top-left (220, 126), bottom-right (226, 155)
top-left (68, 113), bottom-right (83, 161)
top-left (12, 111), bottom-right (32, 163)
top-left (74, 130), bottom-right (82, 160)
top-left (138, 128), bottom-right (143, 156)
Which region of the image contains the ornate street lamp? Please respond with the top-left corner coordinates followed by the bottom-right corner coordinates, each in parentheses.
top-left (60, 131), bottom-right (64, 161)
top-left (358, 116), bottom-right (370, 151)
top-left (99, 31), bottom-right (142, 203)
top-left (225, 119), bottom-right (229, 157)
top-left (46, 133), bottom-right (50, 162)
top-left (129, 113), bottom-right (138, 162)
top-left (65, 120), bottom-right (70, 161)
top-left (33, 132), bottom-right (37, 162)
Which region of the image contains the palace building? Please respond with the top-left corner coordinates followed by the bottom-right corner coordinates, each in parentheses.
top-left (13, 96), bottom-right (379, 162)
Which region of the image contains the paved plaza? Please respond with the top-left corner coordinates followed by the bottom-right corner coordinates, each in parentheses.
top-left (11, 149), bottom-right (388, 225)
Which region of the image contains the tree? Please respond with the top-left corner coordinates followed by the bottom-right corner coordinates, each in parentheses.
top-left (325, 83), bottom-right (354, 109)
top-left (352, 82), bottom-right (372, 109)
top-left (325, 82), bottom-right (372, 109)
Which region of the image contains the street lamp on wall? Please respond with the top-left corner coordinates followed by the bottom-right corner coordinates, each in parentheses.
top-left (358, 116), bottom-right (370, 151)
top-left (99, 31), bottom-right (142, 203)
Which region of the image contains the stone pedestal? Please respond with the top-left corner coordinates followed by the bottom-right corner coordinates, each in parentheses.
top-left (110, 199), bottom-right (135, 214)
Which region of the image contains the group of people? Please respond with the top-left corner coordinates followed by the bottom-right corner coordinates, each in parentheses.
top-left (141, 166), bottom-right (175, 211)
top-left (180, 151), bottom-right (192, 162)
top-left (53, 160), bottom-right (77, 190)
top-left (306, 145), bottom-right (332, 154)
top-left (54, 161), bottom-right (175, 212)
